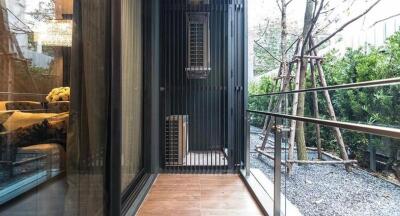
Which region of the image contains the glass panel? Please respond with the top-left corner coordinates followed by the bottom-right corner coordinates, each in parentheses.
top-left (121, 0), bottom-right (143, 193)
top-left (0, 0), bottom-right (109, 215)
top-left (248, 82), bottom-right (400, 215)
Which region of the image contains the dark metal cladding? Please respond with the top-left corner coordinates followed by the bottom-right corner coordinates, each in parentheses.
top-left (160, 0), bottom-right (245, 173)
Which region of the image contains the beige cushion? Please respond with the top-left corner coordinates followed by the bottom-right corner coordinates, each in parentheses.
top-left (0, 101), bottom-right (7, 111)
top-left (2, 111), bottom-right (59, 131)
top-left (0, 111), bottom-right (14, 124)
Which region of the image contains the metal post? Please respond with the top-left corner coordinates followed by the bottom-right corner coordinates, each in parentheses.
top-left (245, 112), bottom-right (251, 176)
top-left (274, 116), bottom-right (282, 216)
top-left (369, 135), bottom-right (376, 172)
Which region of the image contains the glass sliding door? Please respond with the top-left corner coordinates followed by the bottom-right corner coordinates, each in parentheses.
top-left (121, 0), bottom-right (144, 194)
top-left (0, 0), bottom-right (114, 215)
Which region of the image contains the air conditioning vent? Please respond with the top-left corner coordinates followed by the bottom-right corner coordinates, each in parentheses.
top-left (165, 115), bottom-right (189, 166)
top-left (186, 13), bottom-right (211, 79)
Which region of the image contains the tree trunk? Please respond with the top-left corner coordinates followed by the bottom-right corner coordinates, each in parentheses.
top-left (295, 59), bottom-right (309, 161)
top-left (295, 0), bottom-right (315, 161)
top-left (309, 55), bottom-right (322, 159)
top-left (288, 58), bottom-right (301, 171)
top-left (260, 0), bottom-right (290, 150)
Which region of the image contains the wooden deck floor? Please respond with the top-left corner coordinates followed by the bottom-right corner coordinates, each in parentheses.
top-left (137, 174), bottom-right (264, 216)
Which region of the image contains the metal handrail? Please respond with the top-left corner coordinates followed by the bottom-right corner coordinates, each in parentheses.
top-left (247, 110), bottom-right (400, 139)
top-left (249, 77), bottom-right (400, 97)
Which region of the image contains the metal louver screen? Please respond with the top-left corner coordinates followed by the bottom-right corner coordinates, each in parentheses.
top-left (189, 22), bottom-right (205, 67)
top-left (186, 13), bottom-right (210, 79)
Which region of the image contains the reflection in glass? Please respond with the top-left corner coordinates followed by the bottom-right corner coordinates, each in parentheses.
top-left (0, 0), bottom-right (71, 207)
top-left (121, 0), bottom-right (143, 193)
top-left (0, 0), bottom-right (109, 215)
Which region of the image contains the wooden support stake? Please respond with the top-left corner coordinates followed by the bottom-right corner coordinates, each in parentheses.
top-left (309, 42), bottom-right (322, 159)
top-left (260, 41), bottom-right (302, 151)
top-left (311, 38), bottom-right (351, 172)
top-left (256, 148), bottom-right (287, 166)
top-left (286, 160), bottom-right (357, 164)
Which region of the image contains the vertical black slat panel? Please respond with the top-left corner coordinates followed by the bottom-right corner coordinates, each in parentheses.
top-left (171, 2), bottom-right (174, 172)
top-left (167, 1), bottom-right (172, 171)
top-left (240, 0), bottom-right (246, 167)
top-left (179, 0), bottom-right (183, 172)
top-left (240, 0), bottom-right (244, 168)
top-left (163, 1), bottom-right (167, 171)
top-left (186, 2), bottom-right (192, 172)
top-left (164, 1), bottom-right (167, 171)
top-left (160, 1), bottom-right (165, 171)
top-left (243, 0), bottom-right (249, 174)
top-left (211, 3), bottom-right (214, 172)
top-left (214, 0), bottom-right (217, 171)
top-left (233, 0), bottom-right (237, 170)
top-left (217, 2), bottom-right (222, 171)
top-left (184, 0), bottom-right (187, 171)
top-left (233, 0), bottom-right (239, 168)
top-left (199, 2), bottom-right (203, 167)
top-left (219, 2), bottom-right (224, 170)
top-left (235, 0), bottom-right (239, 170)
top-left (215, 3), bottom-right (219, 169)
top-left (206, 3), bottom-right (210, 170)
top-left (216, 3), bottom-right (221, 169)
top-left (222, 1), bottom-right (226, 172)
top-left (235, 0), bottom-right (238, 169)
top-left (237, 0), bottom-right (242, 170)
top-left (207, 4), bottom-right (211, 169)
top-left (179, 2), bottom-right (183, 171)
top-left (193, 2), bottom-right (198, 171)
top-left (171, 2), bottom-right (176, 172)
top-left (166, 1), bottom-right (170, 171)
top-left (227, 3), bottom-right (234, 170)
top-left (225, 0), bottom-right (228, 171)
top-left (200, 2), bottom-right (205, 171)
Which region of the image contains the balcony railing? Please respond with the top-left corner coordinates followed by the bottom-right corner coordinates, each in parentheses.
top-left (245, 77), bottom-right (400, 216)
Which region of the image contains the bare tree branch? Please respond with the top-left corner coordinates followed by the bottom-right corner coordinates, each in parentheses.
top-left (370, 12), bottom-right (400, 27)
top-left (254, 40), bottom-right (282, 63)
top-left (286, 0), bottom-right (294, 6)
top-left (301, 0), bottom-right (324, 57)
top-left (276, 0), bottom-right (282, 12)
top-left (257, 20), bottom-right (270, 40)
top-left (285, 37), bottom-right (300, 54)
top-left (308, 0), bottom-right (381, 53)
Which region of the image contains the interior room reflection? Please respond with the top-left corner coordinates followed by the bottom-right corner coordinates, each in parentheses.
top-left (0, 0), bottom-right (72, 205)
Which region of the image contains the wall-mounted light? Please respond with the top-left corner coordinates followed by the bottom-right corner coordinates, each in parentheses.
top-left (33, 20), bottom-right (72, 47)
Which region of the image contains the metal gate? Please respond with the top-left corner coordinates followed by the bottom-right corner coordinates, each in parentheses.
top-left (160, 0), bottom-right (246, 172)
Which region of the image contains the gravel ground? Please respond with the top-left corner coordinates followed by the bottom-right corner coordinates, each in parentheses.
top-left (250, 127), bottom-right (400, 216)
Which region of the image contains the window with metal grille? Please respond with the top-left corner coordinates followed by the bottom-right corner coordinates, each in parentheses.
top-left (186, 12), bottom-right (211, 79)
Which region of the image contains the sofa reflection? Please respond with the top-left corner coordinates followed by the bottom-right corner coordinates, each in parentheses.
top-left (0, 100), bottom-right (69, 204)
